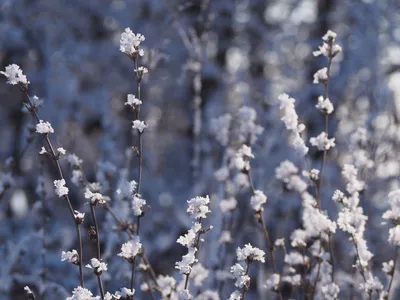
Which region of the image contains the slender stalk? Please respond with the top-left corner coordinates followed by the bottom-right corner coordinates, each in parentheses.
top-left (386, 246), bottom-right (399, 298)
top-left (352, 236), bottom-right (372, 300)
top-left (247, 171), bottom-right (284, 300)
top-left (184, 218), bottom-right (204, 290)
top-left (77, 225), bottom-right (84, 287)
top-left (240, 261), bottom-right (251, 300)
top-left (310, 238), bottom-right (323, 299)
top-left (90, 203), bottom-right (105, 299)
top-left (21, 88), bottom-right (84, 287)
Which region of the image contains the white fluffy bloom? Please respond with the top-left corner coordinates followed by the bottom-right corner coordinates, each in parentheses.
top-left (73, 210), bottom-right (85, 224)
top-left (236, 244), bottom-right (265, 262)
top-left (321, 282), bottom-right (340, 300)
top-left (316, 96), bottom-right (334, 114)
top-left (210, 113), bottom-right (232, 147)
top-left (313, 67), bottom-right (328, 84)
top-left (278, 94), bottom-right (309, 155)
top-left (36, 120), bottom-right (54, 134)
top-left (120, 28), bottom-right (145, 55)
top-left (228, 290), bottom-right (242, 300)
top-left (177, 223), bottom-right (201, 247)
top-left (135, 66), bottom-right (149, 74)
top-left (265, 273), bottom-right (280, 291)
top-left (275, 160), bottom-right (298, 182)
top-left (383, 190), bottom-right (400, 221)
top-left (313, 30), bottom-right (342, 57)
top-left (187, 195), bottom-right (211, 219)
top-left (275, 238), bottom-right (285, 247)
top-left (132, 193), bottom-right (146, 216)
top-left (67, 154), bottom-right (83, 167)
top-left (218, 230), bottom-right (232, 244)
top-left (39, 147), bottom-right (47, 155)
top-left (61, 249), bottom-right (79, 264)
top-left (219, 197), bottom-right (237, 214)
top-left (175, 247), bottom-right (198, 274)
top-left (359, 273), bottom-right (383, 294)
top-left (382, 260), bottom-right (394, 275)
top-left (54, 179), bottom-right (68, 197)
top-left (86, 258), bottom-right (107, 274)
top-left (250, 190), bottom-right (267, 211)
top-left (284, 252), bottom-right (309, 266)
top-left (310, 132), bottom-right (335, 151)
top-left (156, 275), bottom-right (176, 298)
top-left (66, 286), bottom-right (99, 300)
top-left (57, 147), bottom-right (66, 155)
top-left (278, 93), bottom-right (298, 131)
top-left (114, 288), bottom-right (135, 299)
top-left (125, 94), bottom-right (142, 107)
top-left (118, 236), bottom-right (142, 262)
top-left (1, 64), bottom-right (29, 85)
top-left (84, 188), bottom-right (108, 205)
top-left (190, 263), bottom-right (209, 287)
top-left (132, 120), bottom-right (147, 133)
top-left (230, 263), bottom-right (250, 289)
top-left (342, 164), bottom-right (365, 194)
top-left (389, 225), bottom-right (400, 246)
top-left (235, 144), bottom-right (254, 171)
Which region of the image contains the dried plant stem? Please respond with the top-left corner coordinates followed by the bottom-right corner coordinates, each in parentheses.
top-left (247, 171), bottom-right (284, 300)
top-left (141, 257), bottom-right (157, 300)
top-left (21, 89), bottom-right (84, 287)
top-left (184, 218), bottom-right (204, 290)
top-left (352, 236), bottom-right (372, 300)
top-left (240, 261), bottom-right (251, 300)
top-left (90, 204), bottom-right (105, 299)
top-left (386, 246), bottom-right (399, 298)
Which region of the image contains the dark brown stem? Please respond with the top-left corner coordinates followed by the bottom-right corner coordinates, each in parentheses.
top-left (21, 89), bottom-right (84, 287)
top-left (90, 203), bottom-right (105, 299)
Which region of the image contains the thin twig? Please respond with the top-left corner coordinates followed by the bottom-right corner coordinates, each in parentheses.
top-left (21, 88), bottom-right (84, 287)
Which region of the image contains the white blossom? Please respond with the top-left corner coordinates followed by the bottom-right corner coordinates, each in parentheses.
top-left (54, 179), bottom-right (68, 197)
top-left (218, 230), bottom-right (232, 244)
top-left (228, 290), bottom-right (242, 300)
top-left (67, 286), bottom-right (99, 300)
top-left (132, 120), bottom-right (147, 133)
top-left (383, 190), bottom-right (400, 221)
top-left (388, 225), bottom-right (400, 246)
top-left (84, 188), bottom-right (108, 205)
top-left (175, 247), bottom-right (198, 274)
top-left (36, 120), bottom-right (54, 134)
top-left (177, 223), bottom-right (201, 247)
top-left (342, 164), bottom-right (365, 194)
top-left (1, 64), bottom-right (29, 85)
top-left (250, 190), bottom-right (267, 212)
top-left (313, 30), bottom-right (342, 57)
top-left (382, 260), bottom-right (394, 275)
top-left (67, 154), bottom-right (83, 167)
top-left (86, 258), bottom-right (107, 274)
top-left (114, 288), bottom-right (135, 299)
top-left (57, 147), bottom-right (66, 155)
top-left (265, 273), bottom-right (280, 291)
top-left (74, 210), bottom-right (85, 224)
top-left (284, 252), bottom-right (309, 266)
top-left (187, 195), bottom-right (211, 219)
top-left (310, 132), bottom-right (335, 151)
top-left (316, 96), bottom-right (334, 114)
top-left (235, 145), bottom-right (254, 171)
top-left (132, 193), bottom-right (146, 216)
top-left (359, 273), bottom-right (383, 294)
top-left (313, 67), bottom-right (328, 84)
top-left (219, 197), bottom-right (237, 214)
top-left (120, 28), bottom-right (145, 55)
top-left (61, 250), bottom-right (79, 264)
top-left (39, 147), bottom-right (47, 155)
top-left (190, 263), bottom-right (209, 287)
top-left (118, 236), bottom-right (142, 262)
top-left (125, 94), bottom-right (142, 107)
top-left (156, 275), bottom-right (176, 298)
top-left (236, 244), bottom-right (265, 262)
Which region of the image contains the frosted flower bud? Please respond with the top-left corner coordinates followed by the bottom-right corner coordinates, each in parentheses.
top-left (61, 249), bottom-right (79, 265)
top-left (316, 96), bottom-right (334, 114)
top-left (84, 188), bottom-right (108, 205)
top-left (114, 287), bottom-right (135, 299)
top-left (73, 210), bottom-right (85, 224)
top-left (236, 244), bottom-right (265, 262)
top-left (57, 147), bottom-right (66, 155)
top-left (36, 120), bottom-right (54, 134)
top-left (132, 120), bottom-right (147, 133)
top-left (39, 147), bottom-right (47, 155)
top-left (265, 273), bottom-right (280, 291)
top-left (187, 195), bottom-right (211, 219)
top-left (219, 197), bottom-right (237, 214)
top-left (125, 94), bottom-right (142, 108)
top-left (388, 225), bottom-right (400, 246)
top-left (132, 193), bottom-right (146, 216)
top-left (250, 190), bottom-right (267, 212)
top-left (54, 179), bottom-right (68, 197)
top-left (382, 260), bottom-right (394, 275)
top-left (310, 132), bottom-right (336, 151)
top-left (86, 258), bottom-right (107, 275)
top-left (66, 286), bottom-right (96, 300)
top-left (118, 236), bottom-right (142, 263)
top-left (120, 27), bottom-right (145, 56)
top-left (1, 64), bottom-right (29, 85)
top-left (313, 67), bottom-right (328, 84)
